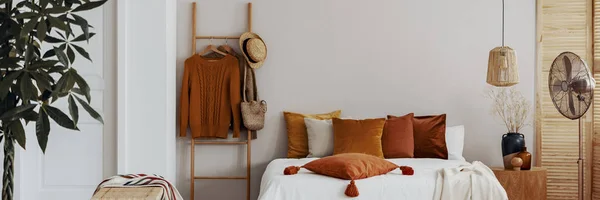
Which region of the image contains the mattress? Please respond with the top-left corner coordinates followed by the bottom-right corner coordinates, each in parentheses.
top-left (258, 158), bottom-right (470, 200)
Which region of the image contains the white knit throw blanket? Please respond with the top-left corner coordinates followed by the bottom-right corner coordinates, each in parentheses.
top-left (93, 174), bottom-right (183, 200)
top-left (433, 161), bottom-right (508, 200)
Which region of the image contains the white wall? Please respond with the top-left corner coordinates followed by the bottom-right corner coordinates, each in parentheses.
top-left (175, 0), bottom-right (536, 199)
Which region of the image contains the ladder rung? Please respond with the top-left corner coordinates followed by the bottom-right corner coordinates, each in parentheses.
top-left (194, 141), bottom-right (247, 145)
top-left (194, 176), bottom-right (247, 180)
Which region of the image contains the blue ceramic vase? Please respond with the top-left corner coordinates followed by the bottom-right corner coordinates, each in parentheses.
top-left (501, 132), bottom-right (525, 169)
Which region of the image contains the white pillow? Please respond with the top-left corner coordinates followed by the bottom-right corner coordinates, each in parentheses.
top-left (304, 118), bottom-right (334, 158)
top-left (446, 125), bottom-right (465, 161)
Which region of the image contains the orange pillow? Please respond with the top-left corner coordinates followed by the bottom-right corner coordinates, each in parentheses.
top-left (283, 153), bottom-right (414, 197)
top-left (332, 118), bottom-right (386, 158)
top-left (382, 113), bottom-right (414, 158)
top-left (389, 114), bottom-right (448, 159)
top-left (284, 110), bottom-right (341, 158)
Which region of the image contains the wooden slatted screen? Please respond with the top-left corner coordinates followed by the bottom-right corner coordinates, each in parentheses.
top-left (537, 0), bottom-right (593, 199)
top-left (593, 1), bottom-right (600, 199)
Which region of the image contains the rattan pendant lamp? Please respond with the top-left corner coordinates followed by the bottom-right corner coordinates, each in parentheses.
top-left (487, 0), bottom-right (519, 87)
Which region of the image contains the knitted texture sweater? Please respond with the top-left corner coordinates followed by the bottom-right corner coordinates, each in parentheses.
top-left (180, 54), bottom-right (241, 138)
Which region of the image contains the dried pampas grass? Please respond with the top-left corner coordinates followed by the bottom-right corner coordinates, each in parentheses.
top-left (485, 87), bottom-right (531, 133)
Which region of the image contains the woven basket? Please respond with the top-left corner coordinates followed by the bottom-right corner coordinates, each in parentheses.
top-left (91, 187), bottom-right (163, 200)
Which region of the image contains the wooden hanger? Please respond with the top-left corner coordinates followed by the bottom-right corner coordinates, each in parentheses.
top-left (220, 37), bottom-right (234, 54)
top-left (199, 37), bottom-right (227, 56)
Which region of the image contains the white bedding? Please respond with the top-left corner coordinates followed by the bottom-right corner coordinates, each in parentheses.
top-left (258, 158), bottom-right (470, 200)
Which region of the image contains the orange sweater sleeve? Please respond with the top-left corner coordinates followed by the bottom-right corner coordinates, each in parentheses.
top-left (179, 61), bottom-right (191, 137)
top-left (230, 60), bottom-right (242, 138)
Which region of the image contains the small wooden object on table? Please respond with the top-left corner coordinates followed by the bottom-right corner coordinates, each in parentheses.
top-left (90, 187), bottom-right (162, 200)
top-left (492, 167), bottom-right (547, 200)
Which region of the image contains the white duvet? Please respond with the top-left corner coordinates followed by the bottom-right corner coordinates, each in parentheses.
top-left (258, 158), bottom-right (471, 200)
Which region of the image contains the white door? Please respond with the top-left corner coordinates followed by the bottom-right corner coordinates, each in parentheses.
top-left (14, 2), bottom-right (116, 200)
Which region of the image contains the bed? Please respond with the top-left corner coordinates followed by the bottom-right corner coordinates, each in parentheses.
top-left (258, 157), bottom-right (470, 200)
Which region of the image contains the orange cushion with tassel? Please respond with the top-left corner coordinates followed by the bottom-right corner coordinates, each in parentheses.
top-left (283, 153), bottom-right (414, 197)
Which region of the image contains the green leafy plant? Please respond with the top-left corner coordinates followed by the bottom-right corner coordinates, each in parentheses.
top-left (0, 0), bottom-right (106, 199)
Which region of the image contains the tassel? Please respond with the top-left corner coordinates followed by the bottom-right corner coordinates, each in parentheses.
top-left (284, 166), bottom-right (301, 175)
top-left (399, 166), bottom-right (414, 175)
top-left (345, 180), bottom-right (359, 197)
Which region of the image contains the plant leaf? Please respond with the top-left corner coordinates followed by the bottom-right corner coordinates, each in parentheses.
top-left (37, 17), bottom-right (47, 41)
top-left (10, 120), bottom-right (26, 150)
top-left (56, 30), bottom-right (66, 40)
top-left (0, 71), bottom-right (22, 100)
top-left (23, 43), bottom-right (34, 68)
top-left (0, 92), bottom-right (17, 119)
top-left (0, 92), bottom-right (17, 116)
top-left (72, 70), bottom-right (90, 102)
top-left (71, 87), bottom-right (84, 95)
top-left (73, 95), bottom-right (102, 124)
top-left (0, 104), bottom-right (36, 121)
top-left (0, 58), bottom-right (22, 69)
top-left (10, 82), bottom-right (21, 99)
top-left (43, 34), bottom-right (64, 43)
top-left (40, 0), bottom-right (49, 9)
top-left (54, 47), bottom-right (69, 66)
top-left (20, 73), bottom-right (37, 103)
top-left (66, 45), bottom-right (75, 64)
top-left (51, 74), bottom-right (66, 102)
top-left (22, 2), bottom-right (42, 12)
top-left (36, 108), bottom-right (50, 153)
top-left (70, 14), bottom-right (89, 42)
top-left (71, 32), bottom-right (95, 42)
top-left (22, 110), bottom-right (39, 123)
top-left (64, 69), bottom-right (76, 92)
top-left (72, 0), bottom-right (107, 12)
top-left (30, 72), bottom-right (52, 91)
top-left (44, 105), bottom-right (78, 130)
top-left (29, 60), bottom-right (58, 70)
top-left (14, 12), bottom-right (38, 19)
top-left (71, 44), bottom-right (91, 61)
top-left (46, 6), bottom-right (70, 14)
top-left (47, 16), bottom-right (67, 31)
top-left (50, 70), bottom-right (73, 102)
top-left (68, 95), bottom-right (78, 123)
top-left (43, 49), bottom-right (56, 58)
top-left (20, 16), bottom-right (39, 37)
top-left (47, 65), bottom-right (67, 74)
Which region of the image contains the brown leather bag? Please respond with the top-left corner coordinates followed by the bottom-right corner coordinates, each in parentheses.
top-left (241, 66), bottom-right (266, 130)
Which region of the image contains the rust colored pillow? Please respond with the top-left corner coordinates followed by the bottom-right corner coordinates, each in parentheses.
top-left (284, 110), bottom-right (341, 158)
top-left (332, 118), bottom-right (386, 158)
top-left (283, 153), bottom-right (414, 197)
top-left (382, 113), bottom-right (414, 158)
top-left (389, 114), bottom-right (448, 159)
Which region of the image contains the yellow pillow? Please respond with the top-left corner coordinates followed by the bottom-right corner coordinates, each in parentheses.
top-left (284, 110), bottom-right (341, 158)
top-left (332, 118), bottom-right (386, 158)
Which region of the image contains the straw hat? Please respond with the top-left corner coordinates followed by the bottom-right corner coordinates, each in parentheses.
top-left (239, 32), bottom-right (267, 69)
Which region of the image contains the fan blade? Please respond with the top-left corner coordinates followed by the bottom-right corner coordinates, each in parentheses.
top-left (563, 56), bottom-right (572, 83)
top-left (569, 91), bottom-right (576, 116)
top-left (552, 80), bottom-right (563, 92)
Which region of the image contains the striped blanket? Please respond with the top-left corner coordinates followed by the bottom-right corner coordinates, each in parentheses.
top-left (93, 174), bottom-right (183, 200)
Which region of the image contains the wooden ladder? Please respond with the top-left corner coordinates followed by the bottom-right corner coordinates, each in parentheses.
top-left (190, 131), bottom-right (252, 200)
top-left (190, 2), bottom-right (253, 200)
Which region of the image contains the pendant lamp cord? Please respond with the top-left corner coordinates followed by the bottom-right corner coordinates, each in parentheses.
top-left (502, 0), bottom-right (505, 46)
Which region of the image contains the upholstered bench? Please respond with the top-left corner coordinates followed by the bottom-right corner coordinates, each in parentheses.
top-left (91, 187), bottom-right (163, 200)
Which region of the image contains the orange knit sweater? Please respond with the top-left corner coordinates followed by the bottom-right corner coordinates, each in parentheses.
top-left (180, 54), bottom-right (241, 138)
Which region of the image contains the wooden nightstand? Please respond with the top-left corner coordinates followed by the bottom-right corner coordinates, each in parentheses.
top-left (492, 167), bottom-right (547, 200)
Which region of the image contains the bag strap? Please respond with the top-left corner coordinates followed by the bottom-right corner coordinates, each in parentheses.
top-left (250, 68), bottom-right (259, 100)
top-left (243, 64), bottom-right (248, 102)
top-left (242, 64), bottom-right (259, 102)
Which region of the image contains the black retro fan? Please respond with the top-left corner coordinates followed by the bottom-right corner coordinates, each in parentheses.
top-left (548, 51), bottom-right (595, 200)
